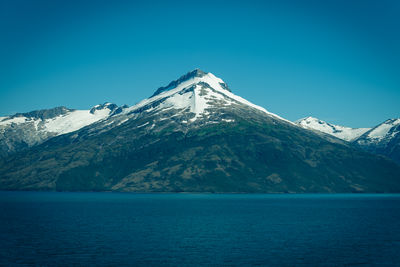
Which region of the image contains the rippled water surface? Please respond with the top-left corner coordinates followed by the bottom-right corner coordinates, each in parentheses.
top-left (1, 192), bottom-right (400, 266)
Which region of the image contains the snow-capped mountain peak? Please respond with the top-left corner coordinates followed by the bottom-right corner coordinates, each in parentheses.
top-left (126, 69), bottom-right (290, 123)
top-left (90, 102), bottom-right (118, 114)
top-left (151, 69), bottom-right (231, 98)
top-left (357, 118), bottom-right (400, 144)
top-left (353, 118), bottom-right (400, 164)
top-left (296, 116), bottom-right (370, 141)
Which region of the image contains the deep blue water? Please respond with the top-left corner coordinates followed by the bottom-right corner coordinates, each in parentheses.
top-left (1, 192), bottom-right (400, 266)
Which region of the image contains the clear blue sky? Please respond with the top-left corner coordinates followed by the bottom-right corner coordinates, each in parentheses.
top-left (1, 0), bottom-right (399, 127)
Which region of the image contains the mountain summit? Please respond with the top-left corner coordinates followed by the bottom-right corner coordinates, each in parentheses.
top-left (1, 70), bottom-right (400, 193)
top-left (151, 69), bottom-right (231, 97)
top-left (127, 69), bottom-right (289, 125)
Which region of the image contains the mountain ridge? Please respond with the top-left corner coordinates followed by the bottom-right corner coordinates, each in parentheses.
top-left (1, 69), bottom-right (399, 193)
top-left (296, 116), bottom-right (400, 164)
top-left (296, 116), bottom-right (370, 142)
top-left (354, 119), bottom-right (400, 164)
top-left (0, 103), bottom-right (126, 157)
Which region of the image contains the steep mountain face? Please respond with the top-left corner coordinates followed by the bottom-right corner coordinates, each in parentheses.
top-left (1, 69), bottom-right (400, 193)
top-left (0, 103), bottom-right (123, 157)
top-left (296, 117), bottom-right (370, 141)
top-left (354, 119), bottom-right (400, 164)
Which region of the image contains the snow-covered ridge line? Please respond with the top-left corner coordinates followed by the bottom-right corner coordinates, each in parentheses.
top-left (213, 80), bottom-right (293, 124)
top-left (0, 103), bottom-right (120, 135)
top-left (296, 116), bottom-right (370, 141)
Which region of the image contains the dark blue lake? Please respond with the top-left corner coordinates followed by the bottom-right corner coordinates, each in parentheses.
top-left (1, 192), bottom-right (400, 266)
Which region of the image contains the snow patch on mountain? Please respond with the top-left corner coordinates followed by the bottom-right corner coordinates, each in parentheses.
top-left (0, 116), bottom-right (28, 126)
top-left (296, 116), bottom-right (370, 141)
top-left (191, 84), bottom-right (209, 121)
top-left (43, 108), bottom-right (112, 135)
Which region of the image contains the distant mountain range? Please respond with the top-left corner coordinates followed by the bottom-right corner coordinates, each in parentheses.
top-left (0, 69), bottom-right (399, 192)
top-left (0, 103), bottom-right (127, 158)
top-left (296, 117), bottom-right (400, 164)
